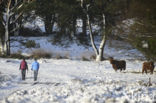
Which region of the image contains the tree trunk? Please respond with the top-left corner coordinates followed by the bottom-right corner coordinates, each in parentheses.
top-left (96, 34), bottom-right (106, 61)
top-left (96, 14), bottom-right (107, 61)
top-left (51, 14), bottom-right (55, 33)
top-left (4, 20), bottom-right (10, 55)
top-left (81, 0), bottom-right (106, 61)
top-left (73, 17), bottom-right (76, 36)
top-left (0, 38), bottom-right (3, 54)
top-left (4, 13), bottom-right (9, 55)
top-left (86, 13), bottom-right (99, 56)
top-left (45, 15), bottom-right (53, 34)
top-left (82, 16), bottom-right (87, 35)
top-left (3, 0), bottom-right (11, 55)
top-left (12, 0), bottom-right (19, 36)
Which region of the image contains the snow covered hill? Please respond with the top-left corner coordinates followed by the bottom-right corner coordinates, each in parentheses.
top-left (10, 36), bottom-right (145, 60)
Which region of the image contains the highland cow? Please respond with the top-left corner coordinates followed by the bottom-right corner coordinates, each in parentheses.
top-left (109, 57), bottom-right (126, 71)
top-left (142, 61), bottom-right (155, 74)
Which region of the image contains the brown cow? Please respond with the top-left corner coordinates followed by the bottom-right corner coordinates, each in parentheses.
top-left (142, 61), bottom-right (155, 74)
top-left (109, 57), bottom-right (126, 71)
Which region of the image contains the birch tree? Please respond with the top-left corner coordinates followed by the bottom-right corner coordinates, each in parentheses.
top-left (1, 0), bottom-right (30, 55)
top-left (0, 0), bottom-right (4, 54)
top-left (80, 0), bottom-right (127, 61)
top-left (80, 0), bottom-right (106, 61)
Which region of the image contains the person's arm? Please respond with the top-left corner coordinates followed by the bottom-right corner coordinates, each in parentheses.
top-left (31, 62), bottom-right (33, 70)
top-left (37, 62), bottom-right (39, 71)
top-left (19, 63), bottom-right (21, 70)
top-left (26, 62), bottom-right (28, 70)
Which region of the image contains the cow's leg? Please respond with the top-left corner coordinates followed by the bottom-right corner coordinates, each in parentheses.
top-left (120, 68), bottom-right (122, 72)
top-left (142, 68), bottom-right (144, 74)
top-left (113, 65), bottom-right (117, 72)
top-left (145, 69), bottom-right (147, 74)
top-left (151, 69), bottom-right (153, 74)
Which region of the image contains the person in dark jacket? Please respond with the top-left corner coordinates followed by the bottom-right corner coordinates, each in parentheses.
top-left (31, 58), bottom-right (40, 81)
top-left (19, 58), bottom-right (28, 80)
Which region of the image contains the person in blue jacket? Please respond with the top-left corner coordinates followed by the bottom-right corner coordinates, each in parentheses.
top-left (31, 58), bottom-right (40, 81)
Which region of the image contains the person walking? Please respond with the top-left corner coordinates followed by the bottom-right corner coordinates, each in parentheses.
top-left (31, 58), bottom-right (40, 81)
top-left (19, 58), bottom-right (28, 80)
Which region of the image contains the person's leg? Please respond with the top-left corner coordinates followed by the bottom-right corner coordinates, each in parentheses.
top-left (22, 70), bottom-right (25, 80)
top-left (34, 71), bottom-right (38, 81)
top-left (34, 71), bottom-right (36, 81)
top-left (36, 70), bottom-right (38, 81)
top-left (21, 70), bottom-right (24, 80)
top-left (23, 70), bottom-right (26, 80)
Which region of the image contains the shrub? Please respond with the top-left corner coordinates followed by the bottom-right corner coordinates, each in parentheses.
top-left (19, 27), bottom-right (43, 36)
top-left (77, 33), bottom-right (89, 46)
top-left (9, 53), bottom-right (24, 59)
top-left (55, 54), bottom-right (62, 59)
top-left (132, 37), bottom-right (156, 61)
top-left (25, 40), bottom-right (39, 48)
top-left (90, 54), bottom-right (96, 60)
top-left (128, 20), bottom-right (156, 61)
top-left (31, 49), bottom-right (52, 59)
top-left (63, 53), bottom-right (70, 59)
top-left (82, 56), bottom-right (90, 61)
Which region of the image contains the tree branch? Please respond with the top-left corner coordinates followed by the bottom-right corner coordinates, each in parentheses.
top-left (10, 25), bottom-right (20, 33)
top-left (11, 11), bottom-right (23, 24)
top-left (7, 0), bottom-right (11, 12)
top-left (2, 21), bottom-right (5, 26)
top-left (80, 0), bottom-right (99, 56)
top-left (10, 0), bottom-right (23, 12)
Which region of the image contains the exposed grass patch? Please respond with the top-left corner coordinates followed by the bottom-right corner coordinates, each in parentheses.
top-left (63, 53), bottom-right (70, 59)
top-left (130, 71), bottom-right (141, 74)
top-left (82, 56), bottom-right (90, 61)
top-left (55, 54), bottom-right (62, 59)
top-left (9, 53), bottom-right (25, 59)
top-left (90, 54), bottom-right (96, 60)
top-left (31, 49), bottom-right (52, 59)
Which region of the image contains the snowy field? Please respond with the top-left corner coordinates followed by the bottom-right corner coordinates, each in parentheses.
top-left (0, 58), bottom-right (156, 103)
top-left (0, 37), bottom-right (156, 103)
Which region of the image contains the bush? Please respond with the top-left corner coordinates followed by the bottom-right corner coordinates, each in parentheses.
top-left (19, 27), bottom-right (43, 36)
top-left (132, 37), bottom-right (156, 61)
top-left (55, 54), bottom-right (62, 59)
top-left (128, 20), bottom-right (156, 61)
top-left (25, 40), bottom-right (39, 48)
top-left (77, 33), bottom-right (89, 46)
top-left (9, 53), bottom-right (24, 59)
top-left (82, 56), bottom-right (90, 61)
top-left (90, 54), bottom-right (96, 60)
top-left (31, 49), bottom-right (52, 59)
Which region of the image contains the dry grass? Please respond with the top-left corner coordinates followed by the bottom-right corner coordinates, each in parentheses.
top-left (82, 56), bottom-right (90, 61)
top-left (31, 49), bottom-right (52, 59)
top-left (90, 54), bottom-right (96, 60)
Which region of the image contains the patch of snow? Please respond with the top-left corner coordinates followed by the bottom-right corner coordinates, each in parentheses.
top-left (10, 36), bottom-right (145, 60)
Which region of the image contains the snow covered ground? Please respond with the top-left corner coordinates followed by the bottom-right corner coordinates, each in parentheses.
top-left (10, 36), bottom-right (145, 60)
top-left (0, 58), bottom-right (156, 103)
top-left (0, 36), bottom-right (155, 103)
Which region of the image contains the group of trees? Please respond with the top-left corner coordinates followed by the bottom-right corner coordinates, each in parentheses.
top-left (127, 0), bottom-right (156, 60)
top-left (0, 0), bottom-right (155, 60)
top-left (0, 0), bottom-right (31, 55)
